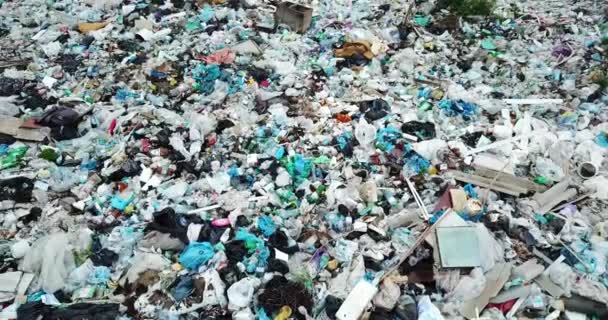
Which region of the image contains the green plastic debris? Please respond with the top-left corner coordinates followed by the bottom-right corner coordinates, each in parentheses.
top-left (84, 95), bottom-right (95, 104)
top-left (418, 100), bottom-right (433, 111)
top-left (1, 146), bottom-right (28, 170)
top-left (74, 248), bottom-right (92, 266)
top-left (534, 176), bottom-right (550, 185)
top-left (282, 154), bottom-right (312, 184)
top-left (481, 38), bottom-right (497, 50)
top-left (414, 15), bottom-right (431, 27)
top-left (313, 155), bottom-right (330, 164)
top-left (185, 20), bottom-right (201, 31)
top-left (533, 213), bottom-right (548, 225)
top-left (39, 148), bottom-right (59, 162)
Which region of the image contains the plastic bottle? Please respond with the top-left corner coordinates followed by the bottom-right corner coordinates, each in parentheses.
top-left (274, 306), bottom-right (292, 320)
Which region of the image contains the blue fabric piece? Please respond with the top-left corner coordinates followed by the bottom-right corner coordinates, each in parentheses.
top-left (171, 276), bottom-right (194, 302)
top-left (88, 266), bottom-right (111, 285)
top-left (179, 242), bottom-right (215, 270)
top-left (257, 216), bottom-right (276, 237)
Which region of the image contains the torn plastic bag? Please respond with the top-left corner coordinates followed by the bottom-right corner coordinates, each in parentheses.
top-left (0, 77), bottom-right (25, 96)
top-left (145, 207), bottom-right (189, 244)
top-left (89, 237), bottom-right (118, 267)
top-left (402, 121), bottom-right (436, 140)
top-left (200, 269), bottom-right (228, 308)
top-left (447, 268), bottom-right (486, 302)
top-left (179, 242), bottom-right (215, 270)
top-left (107, 159), bottom-right (141, 181)
top-left (0, 176), bottom-right (34, 203)
top-left (121, 252), bottom-right (169, 285)
top-left (67, 259), bottom-right (95, 291)
top-left (37, 106), bottom-right (83, 140)
top-left (20, 232), bottom-right (75, 293)
top-left (359, 99), bottom-right (390, 121)
top-left (0, 96), bottom-right (22, 117)
top-left (418, 295), bottom-right (445, 320)
top-left (373, 278), bottom-right (401, 309)
top-left (17, 301), bottom-right (119, 320)
top-left (141, 231), bottom-right (185, 251)
top-left (227, 277), bottom-right (260, 311)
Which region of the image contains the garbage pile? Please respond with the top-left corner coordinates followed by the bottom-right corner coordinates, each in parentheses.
top-left (1, 0), bottom-right (608, 319)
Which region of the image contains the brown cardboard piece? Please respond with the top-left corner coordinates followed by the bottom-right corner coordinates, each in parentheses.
top-left (0, 117), bottom-right (49, 141)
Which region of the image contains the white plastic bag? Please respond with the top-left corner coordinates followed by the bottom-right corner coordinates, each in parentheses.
top-left (20, 233), bottom-right (75, 293)
top-left (227, 277), bottom-right (260, 311)
top-left (201, 269), bottom-right (228, 307)
top-left (354, 118), bottom-right (376, 147)
top-left (418, 295), bottom-right (445, 320)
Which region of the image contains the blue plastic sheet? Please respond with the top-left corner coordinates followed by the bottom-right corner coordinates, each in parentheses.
top-left (179, 242), bottom-right (215, 270)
